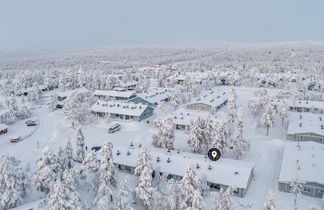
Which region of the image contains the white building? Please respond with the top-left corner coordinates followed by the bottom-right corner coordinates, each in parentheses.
top-left (279, 141), bottom-right (324, 198)
top-left (93, 90), bottom-right (136, 101)
top-left (169, 109), bottom-right (221, 130)
top-left (129, 88), bottom-right (171, 107)
top-left (271, 98), bottom-right (324, 113)
top-left (186, 90), bottom-right (228, 113)
top-left (287, 112), bottom-right (324, 144)
top-left (303, 75), bottom-right (324, 91)
top-left (111, 144), bottom-right (255, 197)
top-left (91, 101), bottom-right (154, 121)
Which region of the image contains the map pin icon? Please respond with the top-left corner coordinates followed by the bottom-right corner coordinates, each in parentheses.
top-left (212, 151), bottom-right (217, 159)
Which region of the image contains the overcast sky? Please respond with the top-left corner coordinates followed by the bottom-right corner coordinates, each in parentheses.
top-left (0, 0), bottom-right (323, 52)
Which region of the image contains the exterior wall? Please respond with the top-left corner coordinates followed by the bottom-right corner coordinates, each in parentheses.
top-left (287, 133), bottom-right (324, 144)
top-left (139, 107), bottom-right (154, 121)
top-left (186, 103), bottom-right (212, 112)
top-left (279, 181), bottom-right (324, 198)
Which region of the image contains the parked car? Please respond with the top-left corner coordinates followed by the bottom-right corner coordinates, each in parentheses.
top-left (91, 146), bottom-right (102, 152)
top-left (10, 136), bottom-right (22, 143)
top-left (108, 123), bottom-right (121, 133)
top-left (25, 120), bottom-right (37, 126)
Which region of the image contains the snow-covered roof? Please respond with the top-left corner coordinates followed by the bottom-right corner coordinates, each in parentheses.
top-left (93, 90), bottom-right (136, 98)
top-left (91, 101), bottom-right (149, 117)
top-left (112, 145), bottom-right (255, 189)
top-left (56, 87), bottom-right (89, 98)
top-left (279, 141), bottom-right (324, 185)
top-left (187, 90), bottom-right (228, 108)
top-left (0, 123), bottom-right (8, 130)
top-left (135, 88), bottom-right (171, 104)
top-left (169, 109), bottom-right (220, 126)
top-left (271, 99), bottom-right (324, 111)
top-left (303, 75), bottom-right (324, 86)
top-left (116, 80), bottom-right (137, 87)
top-left (287, 112), bottom-right (324, 137)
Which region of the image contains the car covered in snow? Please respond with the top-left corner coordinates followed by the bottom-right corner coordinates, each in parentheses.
top-left (108, 123), bottom-right (121, 133)
top-left (25, 119), bottom-right (38, 126)
top-left (10, 136), bottom-right (22, 143)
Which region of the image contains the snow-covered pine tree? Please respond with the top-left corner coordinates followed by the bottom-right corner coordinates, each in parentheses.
top-left (134, 147), bottom-right (154, 209)
top-left (167, 179), bottom-right (181, 210)
top-left (99, 141), bottom-right (117, 187)
top-left (75, 127), bottom-right (85, 163)
top-left (28, 82), bottom-right (41, 104)
top-left (259, 103), bottom-right (275, 136)
top-left (187, 190), bottom-right (203, 210)
top-left (58, 141), bottom-right (74, 171)
top-left (211, 191), bottom-right (223, 210)
top-left (178, 165), bottom-right (200, 210)
top-left (35, 147), bottom-right (59, 194)
top-left (188, 117), bottom-right (210, 153)
top-left (82, 151), bottom-right (100, 195)
top-left (152, 191), bottom-right (167, 210)
top-left (278, 99), bottom-right (288, 126)
top-left (234, 107), bottom-right (250, 159)
top-left (222, 187), bottom-right (234, 210)
top-left (113, 177), bottom-right (133, 210)
top-left (94, 141), bottom-right (117, 209)
top-left (210, 121), bottom-right (230, 155)
top-left (199, 175), bottom-right (209, 197)
top-left (263, 191), bottom-right (276, 210)
top-left (227, 87), bottom-right (237, 121)
top-left (0, 155), bottom-right (27, 210)
top-left (152, 116), bottom-right (175, 150)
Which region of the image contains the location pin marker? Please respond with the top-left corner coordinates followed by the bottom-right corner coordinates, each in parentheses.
top-left (212, 151), bottom-right (217, 159)
top-left (207, 148), bottom-right (221, 161)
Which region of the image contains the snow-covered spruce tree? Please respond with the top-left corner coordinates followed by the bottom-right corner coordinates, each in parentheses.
top-left (134, 147), bottom-right (154, 209)
top-left (27, 82), bottom-right (41, 104)
top-left (49, 95), bottom-right (58, 112)
top-left (58, 141), bottom-right (74, 171)
top-left (0, 155), bottom-right (27, 210)
top-left (113, 178), bottom-right (133, 210)
top-left (234, 107), bottom-right (250, 159)
top-left (35, 147), bottom-right (59, 194)
top-left (222, 187), bottom-right (235, 210)
top-left (188, 117), bottom-right (210, 153)
top-left (62, 92), bottom-right (92, 127)
top-left (259, 103), bottom-right (275, 136)
top-left (187, 190), bottom-right (203, 210)
top-left (94, 141), bottom-right (117, 209)
top-left (152, 116), bottom-right (175, 150)
top-left (308, 204), bottom-right (321, 210)
top-left (44, 171), bottom-right (84, 210)
top-left (227, 87), bottom-right (237, 122)
top-left (210, 121), bottom-right (230, 155)
top-left (154, 101), bottom-right (166, 128)
top-left (263, 191), bottom-right (276, 210)
top-left (211, 191), bottom-right (223, 210)
top-left (82, 151), bottom-right (100, 195)
top-left (278, 98), bottom-right (288, 126)
top-left (152, 191), bottom-right (167, 210)
top-left (199, 175), bottom-right (209, 197)
top-left (178, 165), bottom-right (201, 210)
top-left (75, 127), bottom-right (85, 163)
top-left (167, 179), bottom-right (181, 210)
